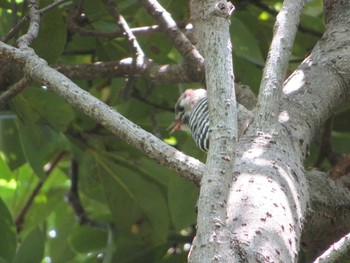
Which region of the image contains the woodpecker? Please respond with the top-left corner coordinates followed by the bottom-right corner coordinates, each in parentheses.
top-left (170, 89), bottom-right (209, 151)
top-left (169, 88), bottom-right (253, 152)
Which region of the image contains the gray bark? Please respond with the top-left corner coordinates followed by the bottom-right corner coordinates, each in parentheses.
top-left (188, 0), bottom-right (237, 262)
top-left (189, 0), bottom-right (350, 261)
top-left (223, 0), bottom-right (350, 260)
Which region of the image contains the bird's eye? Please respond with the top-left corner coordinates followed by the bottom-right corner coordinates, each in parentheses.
top-left (176, 104), bottom-right (185, 113)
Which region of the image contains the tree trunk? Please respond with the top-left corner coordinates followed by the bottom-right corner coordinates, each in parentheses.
top-left (189, 0), bottom-right (350, 262)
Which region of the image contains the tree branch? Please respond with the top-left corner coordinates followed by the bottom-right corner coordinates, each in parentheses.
top-left (66, 159), bottom-right (110, 228)
top-left (104, 0), bottom-right (147, 100)
top-left (2, 0), bottom-right (69, 43)
top-left (0, 76), bottom-right (32, 108)
top-left (0, 42), bottom-right (204, 185)
top-left (15, 151), bottom-right (66, 232)
top-left (69, 21), bottom-right (187, 39)
top-left (16, 0), bottom-right (41, 49)
top-left (1, 58), bottom-right (256, 110)
top-left (188, 1), bottom-right (237, 262)
top-left (205, 0), bottom-right (350, 261)
top-left (256, 0), bottom-right (306, 126)
top-left (138, 0), bottom-right (204, 81)
top-left (104, 0), bottom-right (146, 67)
top-left (312, 233), bottom-right (350, 263)
top-left (52, 59), bottom-right (257, 109)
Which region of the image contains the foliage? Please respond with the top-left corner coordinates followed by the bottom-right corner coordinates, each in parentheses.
top-left (1, 0), bottom-right (347, 262)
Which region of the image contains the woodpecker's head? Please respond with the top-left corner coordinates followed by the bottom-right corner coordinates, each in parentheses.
top-left (169, 88), bottom-right (207, 133)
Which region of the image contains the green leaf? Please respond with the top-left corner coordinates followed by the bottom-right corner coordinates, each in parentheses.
top-left (96, 39), bottom-right (129, 61)
top-left (332, 132), bottom-right (350, 154)
top-left (13, 228), bottom-right (44, 263)
top-left (9, 87), bottom-right (70, 178)
top-left (84, 0), bottom-right (108, 20)
top-left (16, 121), bottom-right (67, 178)
top-left (116, 99), bottom-right (151, 124)
top-left (16, 87), bottom-right (75, 132)
top-left (0, 198), bottom-right (16, 263)
top-left (0, 1), bottom-right (12, 9)
top-left (46, 202), bottom-right (77, 263)
top-left (168, 176), bottom-right (198, 231)
top-left (0, 112), bottom-right (26, 170)
top-left (138, 33), bottom-right (174, 64)
top-left (304, 0), bottom-right (324, 16)
top-left (24, 187), bottom-right (68, 234)
top-left (112, 238), bottom-right (169, 263)
top-left (135, 157), bottom-right (173, 187)
top-left (97, 156), bottom-right (169, 243)
top-left (333, 106), bottom-right (350, 132)
top-left (158, 252), bottom-right (188, 263)
top-left (31, 0), bottom-right (66, 63)
top-left (0, 150), bottom-right (13, 181)
top-left (69, 226), bottom-right (108, 253)
top-left (233, 55), bottom-right (262, 93)
top-left (0, 164), bottom-right (38, 216)
top-left (231, 16), bottom-right (265, 66)
top-left (0, 7), bottom-right (16, 39)
top-left (300, 14), bottom-right (324, 33)
top-left (74, 150), bottom-right (107, 203)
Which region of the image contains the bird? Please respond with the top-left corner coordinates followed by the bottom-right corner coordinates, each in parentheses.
top-left (169, 88), bottom-right (254, 152)
top-left (169, 88), bottom-right (209, 151)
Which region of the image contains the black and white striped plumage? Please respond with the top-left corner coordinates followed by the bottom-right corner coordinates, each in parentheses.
top-left (170, 88), bottom-right (253, 152)
top-left (189, 96), bottom-right (209, 151)
top-left (170, 89), bottom-right (209, 151)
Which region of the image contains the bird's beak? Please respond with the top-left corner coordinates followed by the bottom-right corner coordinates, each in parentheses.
top-left (168, 119), bottom-right (182, 134)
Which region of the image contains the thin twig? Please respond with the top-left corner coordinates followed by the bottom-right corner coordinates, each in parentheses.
top-left (69, 22), bottom-right (186, 39)
top-left (11, 0), bottom-right (19, 37)
top-left (53, 59), bottom-right (189, 83)
top-left (65, 159), bottom-right (109, 228)
top-left (1, 17), bottom-right (30, 43)
top-left (104, 0), bottom-right (146, 64)
top-left (15, 151), bottom-right (66, 232)
top-left (132, 87), bottom-right (173, 112)
top-left (253, 1), bottom-right (323, 38)
top-left (104, 0), bottom-right (147, 100)
top-left (0, 76), bottom-right (32, 108)
top-left (40, 0), bottom-right (68, 13)
top-left (2, 0), bottom-right (69, 43)
top-left (16, 0), bottom-right (41, 48)
top-left (52, 59), bottom-right (255, 108)
top-left (138, 0), bottom-right (204, 76)
top-left (66, 0), bottom-right (87, 35)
